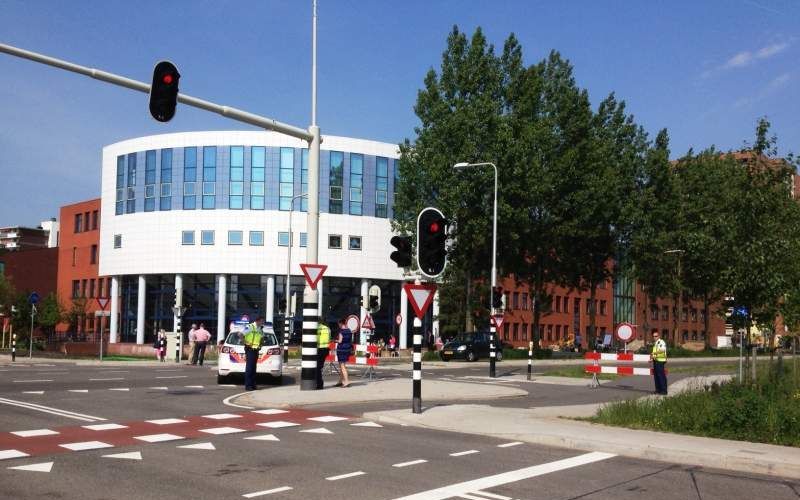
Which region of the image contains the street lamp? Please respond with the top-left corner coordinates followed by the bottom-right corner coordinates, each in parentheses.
top-left (454, 161), bottom-right (499, 378)
top-left (284, 192), bottom-right (308, 363)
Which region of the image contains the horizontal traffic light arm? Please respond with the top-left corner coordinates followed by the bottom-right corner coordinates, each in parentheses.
top-left (0, 42), bottom-right (313, 141)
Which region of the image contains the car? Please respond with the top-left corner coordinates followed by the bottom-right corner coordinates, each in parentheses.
top-left (217, 324), bottom-right (283, 385)
top-left (439, 332), bottom-right (504, 362)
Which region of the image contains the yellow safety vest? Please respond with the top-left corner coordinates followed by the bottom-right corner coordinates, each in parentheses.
top-left (317, 324), bottom-right (331, 348)
top-left (244, 322), bottom-right (263, 349)
top-left (652, 339), bottom-right (667, 362)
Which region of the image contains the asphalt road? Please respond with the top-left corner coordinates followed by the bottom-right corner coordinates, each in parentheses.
top-left (0, 358), bottom-right (796, 500)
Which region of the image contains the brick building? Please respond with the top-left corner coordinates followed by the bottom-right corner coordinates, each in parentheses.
top-left (0, 226), bottom-right (49, 251)
top-left (0, 247), bottom-right (58, 298)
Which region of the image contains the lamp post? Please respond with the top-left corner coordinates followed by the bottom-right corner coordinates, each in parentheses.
top-left (454, 161), bottom-right (498, 378)
top-left (284, 192), bottom-right (308, 363)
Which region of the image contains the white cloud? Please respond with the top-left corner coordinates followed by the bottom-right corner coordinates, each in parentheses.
top-left (733, 73), bottom-right (792, 109)
top-left (756, 42), bottom-right (789, 59)
top-left (704, 40), bottom-right (792, 78)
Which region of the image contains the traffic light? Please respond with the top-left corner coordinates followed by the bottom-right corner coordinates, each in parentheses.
top-left (279, 298), bottom-right (287, 313)
top-left (369, 295), bottom-right (380, 312)
top-left (390, 235), bottom-right (413, 268)
top-left (417, 207), bottom-right (448, 278)
top-left (491, 287), bottom-right (504, 309)
top-left (149, 61), bottom-right (180, 122)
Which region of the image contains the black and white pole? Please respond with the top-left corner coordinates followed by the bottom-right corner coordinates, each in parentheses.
top-left (283, 316), bottom-right (290, 363)
top-left (29, 304), bottom-right (36, 359)
top-left (300, 288), bottom-right (319, 391)
top-left (527, 341), bottom-right (533, 380)
top-left (412, 317), bottom-right (422, 414)
top-left (175, 317), bottom-right (181, 363)
top-left (11, 333), bottom-right (16, 362)
top-left (489, 324), bottom-right (496, 378)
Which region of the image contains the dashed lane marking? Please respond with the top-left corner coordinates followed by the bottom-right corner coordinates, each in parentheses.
top-left (450, 450), bottom-right (479, 457)
top-left (149, 387), bottom-right (169, 390)
top-left (155, 375), bottom-right (188, 379)
top-left (202, 413), bottom-right (242, 420)
top-left (242, 486), bottom-right (293, 498)
top-left (21, 391), bottom-right (44, 395)
top-left (326, 471), bottom-right (365, 481)
top-left (145, 418), bottom-right (188, 425)
top-left (185, 385), bottom-right (204, 389)
top-left (497, 442), bottom-right (523, 448)
top-left (7, 461), bottom-right (53, 473)
top-left (103, 451), bottom-right (142, 460)
top-left (82, 424), bottom-right (128, 431)
top-left (200, 427), bottom-right (246, 435)
top-left (393, 459), bottom-right (428, 468)
top-left (13, 379), bottom-right (53, 383)
top-left (59, 441), bottom-right (114, 452)
top-left (299, 428), bottom-right (333, 434)
top-left (308, 415), bottom-right (348, 423)
top-left (0, 449), bottom-right (29, 460)
top-left (251, 409), bottom-right (288, 415)
top-left (244, 434), bottom-right (279, 441)
top-left (257, 421), bottom-right (299, 429)
top-left (68, 390), bottom-right (89, 393)
top-left (133, 434), bottom-right (184, 443)
top-left (11, 429), bottom-right (60, 438)
top-left (179, 442), bottom-right (216, 450)
top-left (108, 388), bottom-right (130, 392)
top-left (89, 378), bottom-right (124, 381)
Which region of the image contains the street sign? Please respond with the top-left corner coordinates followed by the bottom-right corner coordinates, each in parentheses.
top-left (403, 283), bottom-right (437, 320)
top-left (615, 322), bottom-right (636, 343)
top-left (491, 314), bottom-right (505, 329)
top-left (28, 292), bottom-right (40, 305)
top-left (395, 313), bottom-right (402, 326)
top-left (362, 313), bottom-right (375, 330)
top-left (97, 297), bottom-right (109, 310)
top-left (299, 263), bottom-right (327, 290)
top-left (94, 310), bottom-right (111, 317)
top-left (345, 314), bottom-right (360, 334)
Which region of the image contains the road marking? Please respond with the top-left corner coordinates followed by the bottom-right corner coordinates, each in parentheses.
top-left (185, 385), bottom-right (204, 389)
top-left (68, 390), bottom-right (89, 393)
top-left (89, 378), bottom-right (124, 381)
top-left (59, 441), bottom-right (114, 451)
top-left (179, 442), bottom-right (216, 450)
top-left (391, 452), bottom-right (616, 500)
top-left (35, 371), bottom-right (69, 374)
top-left (251, 409), bottom-right (288, 415)
top-left (450, 450), bottom-right (479, 457)
top-left (156, 375), bottom-right (188, 379)
top-left (146, 418), bottom-right (188, 425)
top-left (11, 429), bottom-right (60, 437)
top-left (21, 391), bottom-right (44, 395)
top-left (202, 413), bottom-right (242, 420)
top-left (223, 392), bottom-right (254, 410)
top-left (0, 449), bottom-right (29, 460)
top-left (200, 427), bottom-right (246, 435)
top-left (497, 442), bottom-right (523, 448)
top-left (308, 415), bottom-right (348, 423)
top-left (351, 421), bottom-right (382, 428)
top-left (326, 471), bottom-right (365, 481)
top-left (8, 461), bottom-right (53, 473)
top-left (103, 451), bottom-right (142, 460)
top-left (393, 459), bottom-right (428, 468)
top-left (134, 433), bottom-right (184, 443)
top-left (244, 434), bottom-right (280, 441)
top-left (108, 388), bottom-right (130, 392)
top-left (83, 423), bottom-right (128, 431)
top-left (0, 397), bottom-right (106, 422)
top-left (155, 369), bottom-right (181, 372)
top-left (243, 486), bottom-right (293, 498)
top-left (149, 387), bottom-right (169, 390)
top-left (257, 421), bottom-right (299, 429)
top-left (13, 379), bottom-right (53, 383)
top-left (300, 428), bottom-right (333, 434)
top-left (472, 491), bottom-right (511, 500)
top-left (96, 370), bottom-right (128, 373)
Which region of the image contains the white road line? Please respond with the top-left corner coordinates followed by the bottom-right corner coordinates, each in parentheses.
top-left (0, 397), bottom-right (106, 422)
top-left (134, 433), bottom-right (184, 443)
top-left (145, 418), bottom-right (188, 425)
top-left (244, 434), bottom-right (280, 441)
top-left (82, 423), bottom-right (128, 431)
top-left (8, 461), bottom-right (53, 472)
top-left (185, 385), bottom-right (204, 389)
top-left (456, 494), bottom-right (486, 500)
top-left (96, 370), bottom-right (128, 373)
top-left (12, 379), bottom-right (53, 383)
top-left (391, 452), bottom-right (616, 500)
top-left (11, 429), bottom-right (60, 437)
top-left (21, 391), bottom-right (44, 395)
top-left (242, 486), bottom-right (293, 498)
top-left (472, 490), bottom-right (512, 500)
top-left (59, 441), bottom-right (114, 451)
top-left (497, 442), bottom-right (523, 448)
top-left (326, 471), bottom-right (365, 481)
top-left (251, 409), bottom-right (288, 415)
top-left (351, 421), bottom-right (383, 428)
top-left (108, 388), bottom-right (130, 392)
top-left (149, 387), bottom-right (169, 390)
top-left (257, 421), bottom-right (299, 429)
top-left (68, 390), bottom-right (89, 393)
top-left (179, 442), bottom-right (216, 450)
top-left (299, 428), bottom-right (333, 434)
top-left (156, 375), bottom-right (188, 379)
top-left (393, 459), bottom-right (428, 468)
top-left (223, 392), bottom-right (255, 410)
top-left (200, 427), bottom-right (245, 435)
top-left (0, 449), bottom-right (29, 460)
top-left (450, 450), bottom-right (479, 457)
top-left (202, 413), bottom-right (242, 420)
top-left (307, 415), bottom-right (348, 422)
top-left (89, 378), bottom-right (124, 381)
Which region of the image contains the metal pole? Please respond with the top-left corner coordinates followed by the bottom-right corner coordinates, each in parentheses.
top-left (739, 329), bottom-right (744, 381)
top-left (489, 163), bottom-right (498, 378)
top-left (412, 316), bottom-right (422, 414)
top-left (99, 317), bottom-right (104, 362)
top-left (527, 341), bottom-right (533, 380)
top-left (29, 305), bottom-right (35, 358)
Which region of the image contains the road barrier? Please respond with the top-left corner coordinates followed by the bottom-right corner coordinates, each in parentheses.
top-left (323, 342), bottom-right (379, 379)
top-left (584, 351), bottom-right (666, 388)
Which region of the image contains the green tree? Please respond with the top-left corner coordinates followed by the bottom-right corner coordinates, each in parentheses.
top-left (37, 293), bottom-right (64, 340)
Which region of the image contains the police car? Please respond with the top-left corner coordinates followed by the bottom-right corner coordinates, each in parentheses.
top-left (217, 317), bottom-right (283, 385)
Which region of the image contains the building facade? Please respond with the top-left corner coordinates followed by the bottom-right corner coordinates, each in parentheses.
top-left (99, 131), bottom-right (418, 346)
top-left (0, 226), bottom-right (49, 251)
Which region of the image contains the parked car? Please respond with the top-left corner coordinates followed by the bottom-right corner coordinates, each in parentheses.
top-left (439, 332), bottom-right (504, 362)
top-left (217, 324), bottom-right (283, 384)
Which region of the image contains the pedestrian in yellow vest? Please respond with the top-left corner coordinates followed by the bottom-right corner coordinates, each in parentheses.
top-left (316, 323), bottom-right (331, 389)
top-left (244, 317), bottom-right (264, 391)
top-left (651, 330), bottom-right (668, 395)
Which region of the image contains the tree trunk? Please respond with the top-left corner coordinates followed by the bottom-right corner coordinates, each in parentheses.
top-left (703, 293), bottom-right (711, 350)
top-left (589, 283), bottom-right (597, 350)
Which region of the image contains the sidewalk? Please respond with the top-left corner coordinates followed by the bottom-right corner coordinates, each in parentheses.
top-left (237, 373), bottom-right (800, 479)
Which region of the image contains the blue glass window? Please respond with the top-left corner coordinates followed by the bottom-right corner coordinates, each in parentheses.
top-left (182, 231), bottom-right (195, 245)
top-left (350, 154), bottom-right (363, 215)
top-left (160, 148), bottom-right (172, 211)
top-left (278, 232), bottom-right (290, 247)
top-left (126, 154), bottom-right (137, 214)
top-left (230, 146), bottom-right (244, 209)
top-left (114, 234), bottom-right (122, 249)
top-left (202, 146), bottom-right (216, 209)
top-left (279, 147), bottom-right (294, 211)
top-left (144, 184), bottom-right (155, 212)
top-left (251, 146), bottom-right (265, 210)
top-left (228, 230), bottom-right (243, 245)
top-left (116, 156), bottom-right (125, 215)
top-left (329, 151), bottom-right (343, 214)
top-left (300, 232), bottom-right (307, 247)
top-left (183, 147), bottom-right (197, 210)
top-left (376, 157), bottom-right (388, 218)
top-left (249, 231), bottom-right (264, 246)
top-left (201, 230), bottom-right (214, 245)
top-left (145, 150), bottom-right (157, 184)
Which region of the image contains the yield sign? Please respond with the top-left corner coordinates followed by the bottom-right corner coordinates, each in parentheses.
top-left (299, 264), bottom-right (328, 290)
top-left (403, 283), bottom-right (437, 320)
top-left (97, 297), bottom-right (109, 310)
top-left (491, 314), bottom-right (505, 329)
top-left (362, 313), bottom-right (375, 330)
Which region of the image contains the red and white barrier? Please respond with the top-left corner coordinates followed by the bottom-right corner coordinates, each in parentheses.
top-left (584, 351), bottom-right (665, 387)
top-left (324, 342), bottom-right (379, 366)
top-left (584, 352), bottom-right (651, 363)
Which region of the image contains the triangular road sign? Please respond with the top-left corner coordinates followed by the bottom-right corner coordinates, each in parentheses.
top-left (403, 283), bottom-right (437, 320)
top-left (97, 297), bottom-right (109, 310)
top-left (491, 315), bottom-right (505, 329)
top-left (299, 264), bottom-right (327, 290)
top-left (362, 313), bottom-right (375, 330)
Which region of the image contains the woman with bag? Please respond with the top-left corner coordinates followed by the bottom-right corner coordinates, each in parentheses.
top-left (335, 318), bottom-right (352, 387)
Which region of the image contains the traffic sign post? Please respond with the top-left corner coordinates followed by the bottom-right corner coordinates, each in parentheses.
top-left (97, 297), bottom-right (110, 362)
top-left (28, 292), bottom-right (39, 359)
top-left (615, 323), bottom-right (636, 353)
top-left (299, 264), bottom-right (327, 290)
top-left (403, 282), bottom-right (437, 415)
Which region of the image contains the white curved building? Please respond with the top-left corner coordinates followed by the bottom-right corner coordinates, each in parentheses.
top-left (99, 131), bottom-right (421, 348)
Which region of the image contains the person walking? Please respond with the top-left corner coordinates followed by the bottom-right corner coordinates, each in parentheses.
top-left (153, 330), bottom-right (166, 361)
top-left (335, 319), bottom-right (352, 388)
top-left (187, 323), bottom-right (198, 365)
top-left (193, 323), bottom-right (211, 366)
top-left (243, 317), bottom-right (264, 391)
top-left (316, 322), bottom-right (331, 389)
top-left (651, 330), bottom-right (668, 395)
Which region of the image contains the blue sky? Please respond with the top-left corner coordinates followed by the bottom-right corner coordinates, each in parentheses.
top-left (1, 0), bottom-right (798, 227)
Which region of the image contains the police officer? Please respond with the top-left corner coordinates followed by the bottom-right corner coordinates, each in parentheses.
top-left (316, 322), bottom-right (331, 389)
top-left (651, 330), bottom-right (668, 395)
top-left (244, 317), bottom-right (264, 391)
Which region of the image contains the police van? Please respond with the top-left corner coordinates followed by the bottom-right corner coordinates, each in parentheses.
top-left (217, 315), bottom-right (283, 385)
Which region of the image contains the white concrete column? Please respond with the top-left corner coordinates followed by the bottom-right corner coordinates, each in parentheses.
top-left (432, 288), bottom-right (440, 344)
top-left (173, 274), bottom-right (183, 332)
top-left (217, 274), bottom-right (227, 343)
top-left (110, 276), bottom-right (120, 343)
top-left (400, 282), bottom-right (409, 350)
top-left (360, 279), bottom-right (369, 345)
top-left (265, 275), bottom-right (275, 325)
top-left (318, 278), bottom-right (324, 320)
top-left (136, 275), bottom-right (146, 344)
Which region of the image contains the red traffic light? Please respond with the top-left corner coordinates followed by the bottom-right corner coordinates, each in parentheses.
top-left (162, 74), bottom-right (174, 85)
top-left (429, 222), bottom-right (440, 233)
